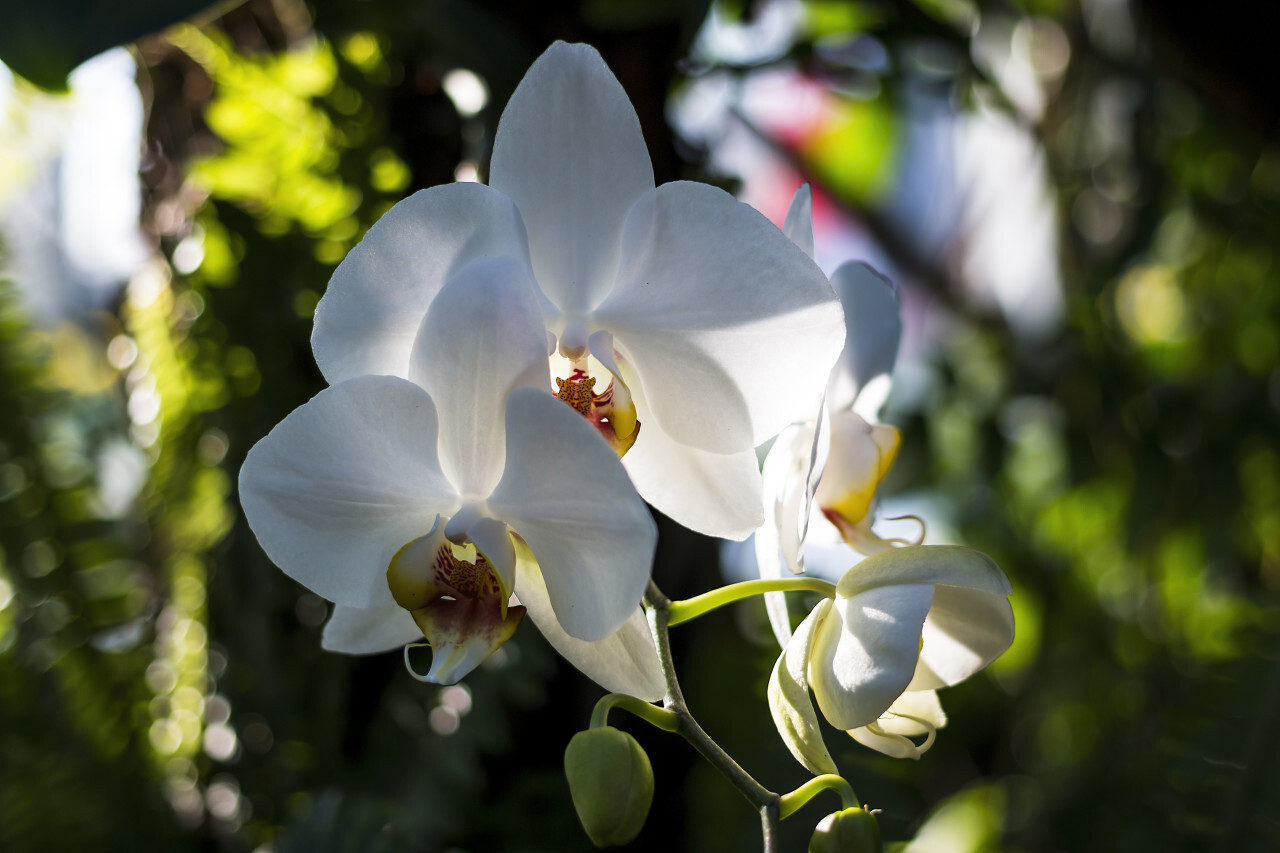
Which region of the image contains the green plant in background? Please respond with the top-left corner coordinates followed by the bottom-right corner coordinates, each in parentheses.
top-left (170, 25), bottom-right (363, 257)
top-left (0, 261), bottom-right (232, 847)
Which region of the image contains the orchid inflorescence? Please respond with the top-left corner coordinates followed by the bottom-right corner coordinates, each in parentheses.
top-left (239, 42), bottom-right (1014, 851)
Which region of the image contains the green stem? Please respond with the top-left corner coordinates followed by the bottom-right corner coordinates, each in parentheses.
top-left (589, 692), bottom-right (680, 732)
top-left (644, 581), bottom-right (782, 852)
top-left (761, 801), bottom-right (780, 850)
top-left (667, 577), bottom-right (838, 627)
top-left (778, 774), bottom-right (858, 820)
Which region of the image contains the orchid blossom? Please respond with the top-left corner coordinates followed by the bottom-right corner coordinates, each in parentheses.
top-left (769, 546), bottom-right (1014, 768)
top-left (752, 189), bottom-right (1014, 762)
top-left (756, 185), bottom-right (908, 645)
top-left (239, 258), bottom-right (662, 697)
top-left (309, 42), bottom-right (846, 540)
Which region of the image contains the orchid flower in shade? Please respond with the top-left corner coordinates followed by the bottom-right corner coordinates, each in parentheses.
top-left (310, 42), bottom-right (845, 541)
top-left (239, 257), bottom-right (663, 698)
top-left (755, 184), bottom-right (907, 644)
top-left (768, 546), bottom-right (1014, 768)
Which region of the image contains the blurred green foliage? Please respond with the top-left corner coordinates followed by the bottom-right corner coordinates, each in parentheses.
top-left (1, 0), bottom-right (1279, 851)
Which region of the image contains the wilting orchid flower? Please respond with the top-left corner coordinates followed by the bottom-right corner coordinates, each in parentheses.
top-left (310, 42), bottom-right (845, 540)
top-left (769, 546), bottom-right (1014, 768)
top-left (239, 258), bottom-right (662, 696)
top-left (756, 185), bottom-right (907, 644)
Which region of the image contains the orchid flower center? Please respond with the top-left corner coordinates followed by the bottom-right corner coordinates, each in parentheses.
top-left (550, 331), bottom-right (640, 457)
top-left (435, 542), bottom-right (498, 600)
top-left (386, 516), bottom-right (524, 684)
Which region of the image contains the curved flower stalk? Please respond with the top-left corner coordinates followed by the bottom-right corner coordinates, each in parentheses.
top-left (756, 185), bottom-right (907, 644)
top-left (240, 257), bottom-right (662, 697)
top-left (310, 42), bottom-right (846, 540)
top-left (768, 546), bottom-right (1014, 768)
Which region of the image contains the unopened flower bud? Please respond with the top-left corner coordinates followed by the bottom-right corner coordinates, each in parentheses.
top-left (809, 807), bottom-right (882, 853)
top-left (564, 726), bottom-right (654, 847)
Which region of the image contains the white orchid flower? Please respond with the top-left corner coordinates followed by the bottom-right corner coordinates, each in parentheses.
top-left (768, 546), bottom-right (1014, 768)
top-left (239, 257), bottom-right (663, 697)
top-left (310, 42), bottom-right (846, 540)
top-left (756, 185), bottom-right (906, 643)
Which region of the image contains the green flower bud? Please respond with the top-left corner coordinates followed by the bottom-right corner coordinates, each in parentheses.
top-left (564, 726), bottom-right (654, 847)
top-left (809, 807), bottom-right (882, 853)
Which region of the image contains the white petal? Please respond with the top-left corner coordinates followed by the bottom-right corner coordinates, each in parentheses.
top-left (774, 411), bottom-right (829, 577)
top-left (798, 401), bottom-right (832, 564)
top-left (848, 725), bottom-right (925, 760)
top-left (809, 583), bottom-right (935, 731)
top-left (848, 690), bottom-right (946, 760)
top-left (835, 545), bottom-right (1013, 599)
top-left (239, 376), bottom-right (458, 608)
top-left (826, 262), bottom-right (901, 415)
top-left (598, 181), bottom-right (844, 451)
top-left (783, 183), bottom-right (815, 259)
top-left (758, 434), bottom-right (793, 647)
top-left (489, 41), bottom-right (654, 313)
top-left (768, 600), bottom-right (838, 775)
top-left (322, 603), bottom-right (422, 654)
top-left (515, 555), bottom-right (663, 700)
top-left (488, 387), bottom-right (656, 642)
top-left (752, 526), bottom-right (795, 648)
top-left (587, 329), bottom-right (625, 377)
top-left (622, 373), bottom-right (764, 539)
top-left (759, 423), bottom-right (818, 646)
top-left (407, 255), bottom-right (550, 496)
top-left (908, 585), bottom-right (1015, 690)
top-left (312, 183), bottom-right (529, 384)
top-left (877, 690), bottom-right (947, 736)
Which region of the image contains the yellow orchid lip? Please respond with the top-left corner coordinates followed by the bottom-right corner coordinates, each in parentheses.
top-left (815, 416), bottom-right (910, 554)
top-left (387, 516), bottom-right (524, 684)
top-left (554, 361), bottom-right (640, 457)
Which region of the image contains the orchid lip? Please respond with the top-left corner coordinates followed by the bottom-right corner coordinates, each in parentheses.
top-left (386, 516), bottom-right (505, 611)
top-left (386, 513), bottom-right (524, 684)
